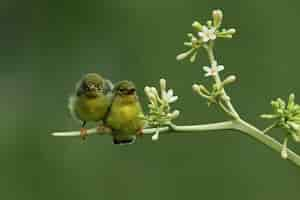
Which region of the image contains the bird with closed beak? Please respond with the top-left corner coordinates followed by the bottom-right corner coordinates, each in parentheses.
top-left (68, 73), bottom-right (113, 140)
top-left (105, 80), bottom-right (145, 145)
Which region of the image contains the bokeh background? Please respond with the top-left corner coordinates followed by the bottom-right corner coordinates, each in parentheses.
top-left (1, 0), bottom-right (300, 199)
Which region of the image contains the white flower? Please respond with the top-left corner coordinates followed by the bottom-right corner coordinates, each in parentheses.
top-left (162, 89), bottom-right (178, 104)
top-left (198, 26), bottom-right (216, 42)
top-left (203, 61), bottom-right (224, 77)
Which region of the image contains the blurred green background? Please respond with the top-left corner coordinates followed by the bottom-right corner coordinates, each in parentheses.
top-left (1, 0), bottom-right (300, 199)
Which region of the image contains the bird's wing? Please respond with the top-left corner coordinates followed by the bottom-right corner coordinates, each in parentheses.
top-left (104, 79), bottom-right (114, 94)
top-left (68, 95), bottom-right (81, 123)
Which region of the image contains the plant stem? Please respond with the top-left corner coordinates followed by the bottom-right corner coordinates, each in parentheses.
top-left (234, 119), bottom-right (300, 166)
top-left (205, 42), bottom-right (239, 119)
top-left (51, 119), bottom-right (300, 167)
top-left (51, 121), bottom-right (236, 137)
top-left (201, 42), bottom-right (300, 166)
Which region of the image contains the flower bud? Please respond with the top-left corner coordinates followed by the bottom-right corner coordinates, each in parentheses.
top-left (287, 121), bottom-right (300, 132)
top-left (206, 20), bottom-right (212, 27)
top-left (289, 93), bottom-right (295, 102)
top-left (144, 86), bottom-right (151, 96)
top-left (150, 87), bottom-right (159, 98)
top-left (260, 114), bottom-right (279, 119)
top-left (176, 49), bottom-right (194, 61)
top-left (192, 21), bottom-right (202, 31)
top-left (160, 78), bottom-right (166, 92)
top-left (192, 84), bottom-right (200, 93)
top-left (187, 33), bottom-right (195, 38)
top-left (191, 37), bottom-right (197, 43)
top-left (184, 42), bottom-right (193, 47)
top-left (167, 110), bottom-right (180, 119)
top-left (288, 93), bottom-right (295, 109)
top-left (152, 129), bottom-right (160, 141)
top-left (281, 148), bottom-right (288, 159)
top-left (212, 9), bottom-right (223, 28)
top-left (222, 75), bottom-right (236, 86)
top-left (281, 137), bottom-right (288, 159)
top-left (144, 86), bottom-right (157, 104)
top-left (198, 84), bottom-right (210, 95)
top-left (292, 133), bottom-right (300, 142)
top-left (227, 28), bottom-right (236, 34)
top-left (217, 34), bottom-right (232, 39)
top-left (189, 52), bottom-right (198, 63)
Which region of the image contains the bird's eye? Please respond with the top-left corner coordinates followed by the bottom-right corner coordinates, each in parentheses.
top-left (119, 88), bottom-right (126, 92)
top-left (83, 84), bottom-right (90, 90)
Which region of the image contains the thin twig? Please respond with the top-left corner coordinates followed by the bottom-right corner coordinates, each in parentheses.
top-left (263, 122), bottom-right (278, 134)
top-left (51, 121), bottom-right (236, 137)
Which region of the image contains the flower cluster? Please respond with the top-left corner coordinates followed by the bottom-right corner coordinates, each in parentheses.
top-left (143, 79), bottom-right (180, 140)
top-left (176, 9), bottom-right (236, 63)
top-left (261, 94), bottom-right (300, 158)
top-left (192, 75), bottom-right (236, 104)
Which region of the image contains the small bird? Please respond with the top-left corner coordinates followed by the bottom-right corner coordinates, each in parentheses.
top-left (68, 73), bottom-right (113, 140)
top-left (105, 80), bottom-right (145, 145)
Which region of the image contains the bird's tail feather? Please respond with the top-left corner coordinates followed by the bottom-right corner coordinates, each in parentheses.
top-left (113, 135), bottom-right (136, 145)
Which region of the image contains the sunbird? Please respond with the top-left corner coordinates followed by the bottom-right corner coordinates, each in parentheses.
top-left (105, 80), bottom-right (145, 145)
top-left (68, 73), bottom-right (113, 140)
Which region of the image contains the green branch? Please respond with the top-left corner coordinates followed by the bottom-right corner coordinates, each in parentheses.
top-left (52, 9), bottom-right (300, 169)
top-left (51, 119), bottom-right (300, 167)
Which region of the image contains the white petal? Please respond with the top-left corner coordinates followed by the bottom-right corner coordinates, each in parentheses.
top-left (217, 65), bottom-right (224, 72)
top-left (167, 89), bottom-right (174, 98)
top-left (202, 36), bottom-right (209, 42)
top-left (201, 26), bottom-right (208, 32)
top-left (169, 96), bottom-right (178, 103)
top-left (203, 66), bottom-right (210, 72)
top-left (162, 91), bottom-right (168, 102)
top-left (208, 28), bottom-right (215, 34)
top-left (198, 32), bottom-right (204, 37)
top-left (209, 33), bottom-right (217, 40)
top-left (204, 72), bottom-right (212, 77)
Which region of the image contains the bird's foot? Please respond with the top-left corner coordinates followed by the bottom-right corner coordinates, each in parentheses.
top-left (136, 128), bottom-right (144, 137)
top-left (80, 128), bottom-right (88, 141)
top-left (97, 125), bottom-right (112, 135)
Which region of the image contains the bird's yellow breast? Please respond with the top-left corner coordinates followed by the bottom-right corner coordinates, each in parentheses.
top-left (75, 95), bottom-right (110, 122)
top-left (106, 96), bottom-right (144, 134)
top-left (119, 105), bottom-right (139, 121)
